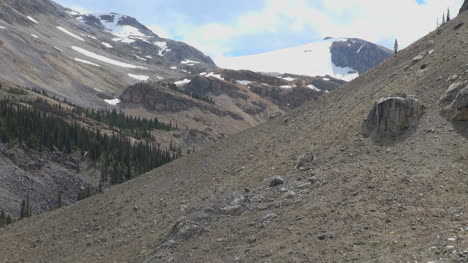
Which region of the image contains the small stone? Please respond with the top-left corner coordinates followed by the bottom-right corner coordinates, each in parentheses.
top-left (317, 234), bottom-right (327, 240)
top-left (247, 236), bottom-right (257, 244)
top-left (448, 237), bottom-right (456, 242)
top-left (280, 187), bottom-right (288, 192)
top-left (283, 190), bottom-right (296, 199)
top-left (270, 176), bottom-right (284, 187)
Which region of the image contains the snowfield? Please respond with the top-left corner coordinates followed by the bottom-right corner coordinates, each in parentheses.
top-left (128, 73), bottom-right (149, 81)
top-left (72, 46), bottom-right (147, 69)
top-left (27, 16), bottom-right (39, 24)
top-left (217, 38), bottom-right (360, 81)
top-left (57, 27), bottom-right (85, 42)
top-left (74, 58), bottom-right (100, 67)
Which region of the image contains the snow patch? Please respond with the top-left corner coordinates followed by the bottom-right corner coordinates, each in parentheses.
top-left (82, 34), bottom-right (97, 40)
top-left (199, 72), bottom-right (207, 76)
top-left (136, 55), bottom-right (147, 61)
top-left (74, 58), bottom-right (101, 67)
top-left (357, 44), bottom-right (366, 54)
top-left (145, 55), bottom-right (153, 59)
top-left (101, 42), bottom-right (113, 48)
top-left (53, 46), bottom-right (63, 52)
top-left (280, 76), bottom-right (295, 81)
top-left (323, 78), bottom-right (330, 81)
top-left (237, 80), bottom-right (252, 85)
top-left (206, 72), bottom-right (224, 80)
top-left (170, 66), bottom-right (177, 70)
top-left (104, 98), bottom-right (121, 105)
top-left (57, 27), bottom-right (85, 41)
top-left (181, 59), bottom-right (200, 65)
top-left (307, 84), bottom-right (321, 92)
top-left (128, 73), bottom-right (149, 81)
top-left (156, 76), bottom-right (164, 80)
top-left (174, 79), bottom-right (191, 86)
top-left (0, 26), bottom-right (5, 29)
top-left (154, 41), bottom-right (171, 56)
top-left (331, 63), bottom-right (359, 81)
top-left (30, 34), bottom-right (38, 39)
top-left (27, 16), bottom-right (39, 24)
top-left (72, 46), bottom-right (147, 69)
top-left (280, 85), bottom-right (293, 89)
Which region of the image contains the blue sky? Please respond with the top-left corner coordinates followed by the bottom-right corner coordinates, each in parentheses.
top-left (54, 0), bottom-right (463, 59)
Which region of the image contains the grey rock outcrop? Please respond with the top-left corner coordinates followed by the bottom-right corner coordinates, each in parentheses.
top-left (362, 94), bottom-right (425, 140)
top-left (439, 82), bottom-right (468, 121)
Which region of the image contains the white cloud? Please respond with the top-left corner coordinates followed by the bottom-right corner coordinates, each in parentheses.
top-left (70, 5), bottom-right (92, 14)
top-left (168, 0), bottom-right (463, 58)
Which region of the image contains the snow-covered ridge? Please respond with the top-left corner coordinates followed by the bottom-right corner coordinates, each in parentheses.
top-left (217, 38), bottom-right (360, 81)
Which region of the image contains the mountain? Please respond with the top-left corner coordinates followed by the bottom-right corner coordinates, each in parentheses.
top-left (217, 38), bottom-right (393, 81)
top-left (0, 0), bottom-right (345, 151)
top-left (0, 4), bottom-right (466, 263)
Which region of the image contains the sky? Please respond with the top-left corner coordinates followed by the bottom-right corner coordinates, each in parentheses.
top-left (54, 0), bottom-right (464, 60)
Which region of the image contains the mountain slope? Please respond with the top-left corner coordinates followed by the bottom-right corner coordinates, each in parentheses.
top-left (0, 6), bottom-right (467, 263)
top-left (217, 38), bottom-right (393, 81)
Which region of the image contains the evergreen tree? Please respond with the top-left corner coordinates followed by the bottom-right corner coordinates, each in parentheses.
top-left (442, 12), bottom-right (446, 24)
top-left (394, 39), bottom-right (399, 54)
top-left (446, 8), bottom-right (450, 22)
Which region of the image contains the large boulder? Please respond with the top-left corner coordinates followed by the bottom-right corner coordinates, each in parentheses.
top-left (362, 94), bottom-right (425, 140)
top-left (439, 82), bottom-right (468, 121)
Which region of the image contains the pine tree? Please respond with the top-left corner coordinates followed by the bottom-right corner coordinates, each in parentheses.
top-left (446, 8), bottom-right (450, 22)
top-left (442, 12), bottom-right (446, 24)
top-left (394, 39), bottom-right (399, 54)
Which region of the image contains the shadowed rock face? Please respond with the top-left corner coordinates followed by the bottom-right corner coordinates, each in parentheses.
top-left (439, 81), bottom-right (468, 121)
top-left (461, 0), bottom-right (468, 14)
top-left (330, 38), bottom-right (393, 75)
top-left (362, 95), bottom-right (426, 140)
